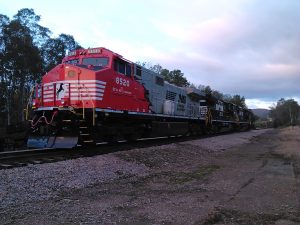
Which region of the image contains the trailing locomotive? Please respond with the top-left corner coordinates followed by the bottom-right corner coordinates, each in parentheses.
top-left (27, 47), bottom-right (253, 148)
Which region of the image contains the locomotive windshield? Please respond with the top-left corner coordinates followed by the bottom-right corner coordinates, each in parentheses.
top-left (65, 59), bottom-right (79, 65)
top-left (64, 57), bottom-right (109, 71)
top-left (82, 57), bottom-right (109, 67)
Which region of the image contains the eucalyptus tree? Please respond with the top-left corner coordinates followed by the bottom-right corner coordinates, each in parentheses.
top-left (13, 8), bottom-right (50, 47)
top-left (41, 34), bottom-right (81, 73)
top-left (229, 95), bottom-right (247, 108)
top-left (0, 15), bottom-right (10, 125)
top-left (0, 17), bottom-right (43, 124)
top-left (136, 62), bottom-right (189, 87)
top-left (270, 98), bottom-right (299, 127)
top-left (160, 69), bottom-right (189, 87)
top-left (0, 8), bottom-right (81, 125)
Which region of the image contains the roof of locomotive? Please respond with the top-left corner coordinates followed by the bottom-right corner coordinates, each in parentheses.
top-left (62, 47), bottom-right (130, 63)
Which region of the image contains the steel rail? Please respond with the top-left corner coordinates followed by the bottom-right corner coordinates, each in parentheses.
top-left (0, 130), bottom-right (241, 170)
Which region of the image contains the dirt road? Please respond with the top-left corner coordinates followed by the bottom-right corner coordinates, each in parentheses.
top-left (1, 128), bottom-right (300, 225)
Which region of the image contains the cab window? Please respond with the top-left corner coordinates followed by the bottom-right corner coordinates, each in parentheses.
top-left (65, 59), bottom-right (79, 65)
top-left (114, 59), bottom-right (132, 77)
top-left (82, 57), bottom-right (109, 67)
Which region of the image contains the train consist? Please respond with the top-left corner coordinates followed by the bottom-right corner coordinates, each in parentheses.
top-left (27, 47), bottom-right (253, 148)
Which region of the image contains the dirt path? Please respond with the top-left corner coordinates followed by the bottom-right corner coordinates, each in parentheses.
top-left (1, 128), bottom-right (300, 225)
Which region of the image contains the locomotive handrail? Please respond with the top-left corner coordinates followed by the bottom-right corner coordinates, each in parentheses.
top-left (31, 111), bottom-right (58, 127)
top-left (78, 84), bottom-right (85, 119)
top-left (205, 108), bottom-right (213, 127)
top-left (79, 83), bottom-right (96, 126)
top-left (25, 87), bottom-right (35, 120)
top-left (41, 84), bottom-right (44, 106)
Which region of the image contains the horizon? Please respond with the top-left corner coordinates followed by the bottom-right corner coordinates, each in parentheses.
top-left (1, 0), bottom-right (299, 109)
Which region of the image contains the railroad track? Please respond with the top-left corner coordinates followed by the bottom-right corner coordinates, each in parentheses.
top-left (0, 148), bottom-right (75, 169)
top-left (0, 131), bottom-right (234, 170)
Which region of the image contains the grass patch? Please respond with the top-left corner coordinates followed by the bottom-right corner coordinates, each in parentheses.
top-left (202, 208), bottom-right (290, 225)
top-left (170, 165), bottom-right (220, 184)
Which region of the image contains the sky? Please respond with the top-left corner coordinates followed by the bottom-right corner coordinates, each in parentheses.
top-left (1, 0), bottom-right (299, 109)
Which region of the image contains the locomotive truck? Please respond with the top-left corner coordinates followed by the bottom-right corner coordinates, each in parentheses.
top-left (27, 47), bottom-right (253, 148)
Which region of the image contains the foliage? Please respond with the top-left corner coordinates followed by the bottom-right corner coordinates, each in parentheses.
top-left (0, 9), bottom-right (81, 126)
top-left (270, 98), bottom-right (299, 127)
top-left (228, 95), bottom-right (246, 108)
top-left (140, 62), bottom-right (248, 107)
top-left (41, 34), bottom-right (81, 72)
top-left (136, 61), bottom-right (162, 74)
top-left (198, 85), bottom-right (247, 108)
top-left (13, 8), bottom-right (50, 47)
top-left (160, 69), bottom-right (190, 87)
top-left (201, 85), bottom-right (212, 96)
top-left (0, 16), bottom-right (42, 124)
top-left (138, 62), bottom-right (190, 87)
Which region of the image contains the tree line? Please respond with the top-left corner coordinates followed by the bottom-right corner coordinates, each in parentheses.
top-left (0, 8), bottom-right (81, 126)
top-left (270, 98), bottom-right (299, 127)
top-left (137, 62), bottom-right (247, 108)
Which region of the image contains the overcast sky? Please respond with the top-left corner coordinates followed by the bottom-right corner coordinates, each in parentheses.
top-left (1, 0), bottom-right (299, 108)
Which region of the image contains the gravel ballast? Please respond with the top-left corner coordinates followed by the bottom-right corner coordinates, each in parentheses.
top-left (2, 128), bottom-right (298, 225)
top-left (0, 129), bottom-right (266, 209)
top-left (0, 154), bottom-right (149, 209)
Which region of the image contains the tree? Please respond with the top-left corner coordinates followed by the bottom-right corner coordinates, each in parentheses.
top-left (1, 18), bottom-right (43, 124)
top-left (229, 94), bottom-right (246, 108)
top-left (161, 69), bottom-right (189, 87)
top-left (202, 85), bottom-right (212, 96)
top-left (136, 61), bottom-right (150, 68)
top-left (149, 64), bottom-right (162, 74)
top-left (211, 90), bottom-right (224, 100)
top-left (160, 68), bottom-right (169, 80)
top-left (136, 62), bottom-right (189, 87)
top-left (41, 34), bottom-right (81, 73)
top-left (0, 15), bottom-right (10, 126)
top-left (13, 8), bottom-right (50, 47)
top-left (0, 8), bottom-right (82, 125)
top-left (136, 62), bottom-right (162, 74)
top-left (270, 98), bottom-right (299, 127)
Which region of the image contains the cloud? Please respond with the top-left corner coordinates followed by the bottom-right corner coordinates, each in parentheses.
top-left (2, 0), bottom-right (299, 108)
top-left (245, 99), bottom-right (276, 109)
top-left (260, 63), bottom-right (300, 79)
top-left (147, 0), bottom-right (300, 105)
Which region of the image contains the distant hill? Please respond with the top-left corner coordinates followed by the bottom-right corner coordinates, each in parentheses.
top-left (251, 108), bottom-right (270, 119)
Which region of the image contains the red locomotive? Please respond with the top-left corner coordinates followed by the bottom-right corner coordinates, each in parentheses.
top-left (28, 47), bottom-right (252, 148)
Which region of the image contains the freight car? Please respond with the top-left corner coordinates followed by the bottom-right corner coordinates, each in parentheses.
top-left (27, 47), bottom-right (253, 148)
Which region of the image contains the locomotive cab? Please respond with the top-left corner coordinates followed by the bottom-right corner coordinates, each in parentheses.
top-left (27, 48), bottom-right (150, 148)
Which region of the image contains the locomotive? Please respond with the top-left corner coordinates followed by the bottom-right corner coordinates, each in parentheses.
top-left (27, 47), bottom-right (253, 148)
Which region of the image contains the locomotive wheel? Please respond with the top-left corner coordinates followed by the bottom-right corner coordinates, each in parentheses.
top-left (104, 131), bottom-right (123, 143)
top-left (124, 131), bottom-right (140, 142)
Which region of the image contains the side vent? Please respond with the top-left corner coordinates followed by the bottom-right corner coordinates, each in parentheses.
top-left (166, 90), bottom-right (176, 101)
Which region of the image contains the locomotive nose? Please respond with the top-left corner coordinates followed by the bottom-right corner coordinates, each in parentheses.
top-left (56, 64), bottom-right (80, 81)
